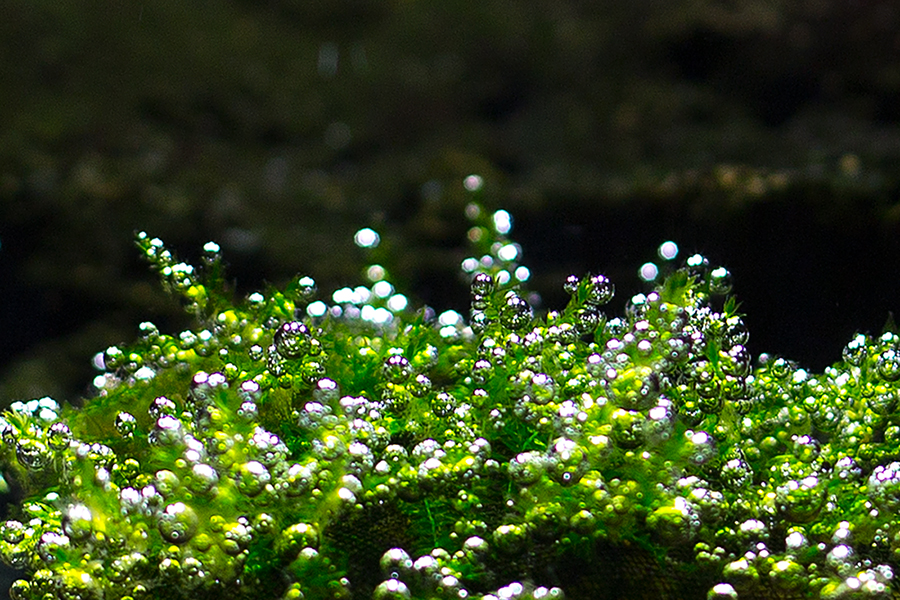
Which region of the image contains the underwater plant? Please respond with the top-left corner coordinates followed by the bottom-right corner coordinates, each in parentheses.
top-left (2, 194), bottom-right (900, 600)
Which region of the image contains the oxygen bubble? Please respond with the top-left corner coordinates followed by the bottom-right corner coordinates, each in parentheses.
top-left (47, 422), bottom-right (72, 451)
top-left (508, 451), bottom-right (544, 485)
top-left (274, 321), bottom-right (311, 358)
top-left (659, 241), bottom-right (679, 261)
top-left (722, 558), bottom-right (759, 592)
top-left (709, 267), bottom-right (732, 295)
top-left (584, 274), bottom-right (615, 306)
top-left (707, 583), bottom-right (738, 599)
top-left (501, 294), bottom-right (533, 330)
top-left (16, 438), bottom-right (50, 471)
top-left (237, 400), bottom-right (258, 422)
top-left (237, 460), bottom-right (271, 497)
top-left (238, 379), bottom-right (261, 403)
top-left (1, 520), bottom-right (25, 544)
top-left (150, 415), bottom-right (184, 446)
top-left (610, 409), bottom-right (645, 449)
top-left (373, 579), bottom-right (411, 600)
top-left (105, 412), bottom-right (133, 441)
top-left (62, 504), bottom-right (93, 541)
top-left (187, 463), bottom-right (219, 494)
top-left (383, 355), bottom-right (412, 384)
top-left (354, 227), bottom-right (381, 248)
top-left (528, 372), bottom-right (557, 405)
top-left (684, 430), bottom-right (716, 466)
top-left (313, 378), bottom-right (340, 404)
top-left (149, 396), bottom-right (177, 419)
top-left (877, 349), bottom-right (900, 381)
top-left (380, 547), bottom-right (413, 579)
top-left (776, 475), bottom-right (825, 523)
top-left (471, 272), bottom-right (494, 297)
top-left (277, 522), bottom-right (319, 558)
top-left (492, 209), bottom-right (512, 234)
top-left (547, 437), bottom-right (587, 486)
top-left (36, 530), bottom-right (70, 564)
top-left (843, 334), bottom-right (868, 366)
top-left (606, 365), bottom-right (660, 411)
top-left (155, 470), bottom-right (181, 496)
top-left (647, 497), bottom-right (699, 545)
top-left (158, 502), bottom-right (198, 544)
top-left (408, 374), bottom-right (432, 398)
top-left (868, 462), bottom-right (900, 510)
top-left (639, 262), bottom-right (658, 282)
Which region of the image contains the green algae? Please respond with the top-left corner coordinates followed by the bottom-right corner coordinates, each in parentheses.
top-left (1, 199), bottom-right (899, 599)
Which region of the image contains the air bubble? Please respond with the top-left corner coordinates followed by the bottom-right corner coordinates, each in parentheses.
top-left (843, 334), bottom-right (868, 366)
top-left (508, 452), bottom-right (544, 485)
top-left (373, 579), bottom-right (412, 600)
top-left (277, 522), bottom-right (319, 558)
top-left (158, 502), bottom-right (198, 544)
top-left (547, 438), bottom-right (587, 486)
top-left (274, 321), bottom-right (312, 358)
top-left (868, 462), bottom-right (900, 510)
top-left (584, 274), bottom-right (615, 306)
top-left (471, 272), bottom-right (494, 297)
top-left (150, 415), bottom-right (185, 446)
top-left (708, 267), bottom-right (732, 295)
top-left (16, 438), bottom-right (50, 471)
top-left (383, 355), bottom-right (412, 384)
top-left (47, 422), bottom-right (72, 451)
top-left (237, 461), bottom-right (271, 497)
top-left (659, 241), bottom-right (679, 261)
top-left (149, 396), bottom-right (177, 419)
top-left (380, 547), bottom-right (413, 579)
top-left (877, 349), bottom-right (900, 381)
top-left (354, 228), bottom-right (380, 248)
top-left (62, 504), bottom-right (93, 541)
top-left (187, 463), bottom-right (219, 494)
top-left (501, 293), bottom-right (533, 330)
top-left (707, 582), bottom-right (738, 599)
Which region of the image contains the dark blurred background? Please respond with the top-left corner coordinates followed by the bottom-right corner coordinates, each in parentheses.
top-left (2, 0), bottom-right (900, 593)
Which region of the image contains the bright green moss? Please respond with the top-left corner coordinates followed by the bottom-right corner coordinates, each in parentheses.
top-left (1, 200), bottom-right (900, 600)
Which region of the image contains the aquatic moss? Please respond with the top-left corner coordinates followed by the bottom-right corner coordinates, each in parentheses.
top-left (1, 200), bottom-right (899, 600)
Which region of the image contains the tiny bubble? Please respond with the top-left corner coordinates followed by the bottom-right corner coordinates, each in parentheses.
top-left (354, 228), bottom-right (380, 249)
top-left (658, 241), bottom-right (679, 260)
top-left (639, 262), bottom-right (659, 282)
top-left (463, 174), bottom-right (483, 192)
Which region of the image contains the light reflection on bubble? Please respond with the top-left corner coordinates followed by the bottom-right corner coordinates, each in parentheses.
top-left (333, 288), bottom-right (354, 304)
top-left (354, 228), bottom-right (380, 249)
top-left (497, 243), bottom-right (518, 261)
top-left (306, 301), bottom-right (327, 317)
top-left (492, 210), bottom-right (512, 235)
top-left (461, 258), bottom-right (479, 273)
top-left (438, 310), bottom-right (463, 326)
top-left (387, 294), bottom-right (408, 312)
top-left (639, 262), bottom-right (659, 282)
top-left (366, 265), bottom-right (386, 282)
top-left (360, 305), bottom-right (392, 325)
top-left (372, 281), bottom-right (393, 298)
top-left (464, 175), bottom-right (483, 192)
top-left (658, 241), bottom-right (679, 261)
top-left (514, 266), bottom-right (530, 282)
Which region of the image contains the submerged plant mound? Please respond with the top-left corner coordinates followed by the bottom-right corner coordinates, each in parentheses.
top-left (1, 204), bottom-right (899, 600)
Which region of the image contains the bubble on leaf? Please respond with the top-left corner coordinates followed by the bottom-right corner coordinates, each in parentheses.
top-left (274, 321), bottom-right (311, 358)
top-left (237, 460), bottom-right (271, 497)
top-left (158, 502), bottom-right (198, 544)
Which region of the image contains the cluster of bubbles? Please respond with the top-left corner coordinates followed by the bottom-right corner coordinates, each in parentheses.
top-left (3, 199), bottom-right (900, 599)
